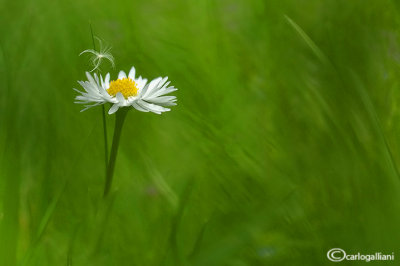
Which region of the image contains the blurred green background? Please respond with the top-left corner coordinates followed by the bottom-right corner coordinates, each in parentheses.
top-left (2, 0), bottom-right (400, 265)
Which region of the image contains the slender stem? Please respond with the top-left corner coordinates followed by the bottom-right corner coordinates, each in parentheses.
top-left (103, 109), bottom-right (128, 197)
top-left (101, 105), bottom-right (108, 172)
top-left (90, 22), bottom-right (96, 50)
top-left (89, 23), bottom-right (109, 180)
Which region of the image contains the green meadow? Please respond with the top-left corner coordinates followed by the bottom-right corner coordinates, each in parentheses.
top-left (1, 0), bottom-right (400, 265)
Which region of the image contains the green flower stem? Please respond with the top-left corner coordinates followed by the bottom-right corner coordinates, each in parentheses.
top-left (101, 105), bottom-right (108, 174)
top-left (90, 23), bottom-right (108, 183)
top-left (103, 108), bottom-right (128, 197)
top-left (88, 24), bottom-right (109, 181)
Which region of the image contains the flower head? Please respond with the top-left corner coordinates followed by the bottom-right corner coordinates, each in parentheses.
top-left (80, 37), bottom-right (115, 72)
top-left (74, 66), bottom-right (178, 114)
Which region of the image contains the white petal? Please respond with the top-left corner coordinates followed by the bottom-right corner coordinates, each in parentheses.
top-left (147, 96), bottom-right (177, 105)
top-left (118, 71), bottom-right (127, 79)
top-left (86, 72), bottom-right (96, 85)
top-left (159, 76), bottom-right (168, 87)
top-left (116, 92), bottom-right (125, 103)
top-left (143, 77), bottom-right (162, 98)
top-left (93, 73), bottom-right (101, 86)
top-left (131, 101), bottom-right (149, 112)
top-left (146, 77), bottom-right (168, 98)
top-left (128, 66), bottom-right (136, 80)
top-left (136, 77), bottom-right (148, 89)
top-left (100, 74), bottom-right (105, 88)
top-left (77, 82), bottom-right (102, 99)
top-left (149, 87), bottom-right (177, 98)
top-left (79, 102), bottom-right (104, 112)
top-left (137, 100), bottom-right (170, 113)
top-left (104, 73), bottom-right (110, 88)
top-left (99, 85), bottom-right (112, 100)
top-left (139, 83), bottom-right (150, 98)
top-left (108, 104), bottom-right (119, 114)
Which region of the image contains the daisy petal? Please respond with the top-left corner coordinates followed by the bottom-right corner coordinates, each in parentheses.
top-left (139, 83), bottom-right (150, 98)
top-left (85, 72), bottom-right (97, 85)
top-left (128, 66), bottom-right (136, 80)
top-left (132, 101), bottom-right (150, 112)
top-left (147, 96), bottom-right (177, 105)
top-left (137, 100), bottom-right (170, 114)
top-left (142, 77), bottom-right (162, 98)
top-left (150, 87), bottom-right (178, 98)
top-left (116, 92), bottom-right (125, 103)
top-left (118, 71), bottom-right (127, 79)
top-left (136, 76), bottom-right (148, 89)
top-left (108, 103), bottom-right (120, 114)
top-left (104, 73), bottom-right (110, 88)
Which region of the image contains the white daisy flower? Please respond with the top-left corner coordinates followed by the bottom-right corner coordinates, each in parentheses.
top-left (74, 66), bottom-right (178, 114)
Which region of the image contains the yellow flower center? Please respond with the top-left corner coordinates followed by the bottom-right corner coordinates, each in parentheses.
top-left (107, 78), bottom-right (138, 99)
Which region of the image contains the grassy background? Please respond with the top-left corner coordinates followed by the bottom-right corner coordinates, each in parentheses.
top-left (1, 0), bottom-right (400, 265)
